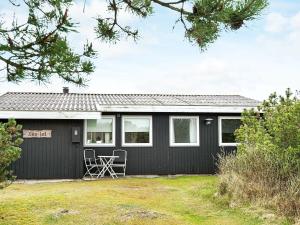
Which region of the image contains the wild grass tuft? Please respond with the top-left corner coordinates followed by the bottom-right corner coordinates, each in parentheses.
top-left (218, 147), bottom-right (300, 221)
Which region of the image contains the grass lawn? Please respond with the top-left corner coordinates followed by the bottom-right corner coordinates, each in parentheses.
top-left (0, 176), bottom-right (290, 225)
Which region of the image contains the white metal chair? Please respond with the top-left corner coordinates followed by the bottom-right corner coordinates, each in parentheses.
top-left (83, 149), bottom-right (104, 178)
top-left (111, 149), bottom-right (127, 177)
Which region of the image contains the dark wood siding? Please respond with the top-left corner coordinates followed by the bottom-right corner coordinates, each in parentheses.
top-left (91, 113), bottom-right (239, 176)
top-left (12, 119), bottom-right (83, 179)
top-left (9, 112), bottom-right (239, 179)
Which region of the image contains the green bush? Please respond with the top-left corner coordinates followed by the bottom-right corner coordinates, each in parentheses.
top-left (0, 119), bottom-right (23, 188)
top-left (218, 89), bottom-right (300, 219)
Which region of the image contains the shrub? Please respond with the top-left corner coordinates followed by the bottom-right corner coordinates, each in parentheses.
top-left (0, 119), bottom-right (23, 188)
top-left (218, 89), bottom-right (300, 219)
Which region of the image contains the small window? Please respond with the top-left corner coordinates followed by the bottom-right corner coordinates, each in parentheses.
top-left (122, 116), bottom-right (152, 147)
top-left (170, 116), bottom-right (199, 146)
top-left (219, 116), bottom-right (241, 146)
top-left (84, 116), bottom-right (115, 146)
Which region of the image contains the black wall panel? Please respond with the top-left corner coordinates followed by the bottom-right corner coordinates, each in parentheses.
top-left (12, 119), bottom-right (83, 179)
top-left (11, 113), bottom-right (238, 179)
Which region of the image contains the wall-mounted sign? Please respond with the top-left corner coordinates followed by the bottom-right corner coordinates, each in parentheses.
top-left (23, 130), bottom-right (52, 138)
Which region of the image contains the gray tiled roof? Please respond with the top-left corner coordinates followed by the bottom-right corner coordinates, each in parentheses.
top-left (0, 92), bottom-right (260, 112)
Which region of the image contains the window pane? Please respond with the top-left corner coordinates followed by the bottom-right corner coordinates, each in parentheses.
top-left (221, 119), bottom-right (241, 143)
top-left (173, 118), bottom-right (197, 144)
top-left (125, 132), bottom-right (149, 143)
top-left (86, 132), bottom-right (112, 144)
top-left (124, 117), bottom-right (151, 144)
top-left (124, 118), bottom-right (150, 132)
top-left (87, 119), bottom-right (112, 132)
top-left (86, 118), bottom-right (113, 144)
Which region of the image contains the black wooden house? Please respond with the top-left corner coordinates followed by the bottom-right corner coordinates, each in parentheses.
top-left (0, 89), bottom-right (259, 179)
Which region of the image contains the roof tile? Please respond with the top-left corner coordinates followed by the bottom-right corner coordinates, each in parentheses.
top-left (0, 92), bottom-right (260, 112)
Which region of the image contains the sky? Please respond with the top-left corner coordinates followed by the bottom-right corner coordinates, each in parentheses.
top-left (0, 0), bottom-right (300, 100)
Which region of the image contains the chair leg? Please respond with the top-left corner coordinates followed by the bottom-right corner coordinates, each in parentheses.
top-left (84, 166), bottom-right (92, 178)
top-left (83, 172), bottom-right (87, 178)
top-left (84, 169), bottom-right (92, 178)
top-left (84, 170), bottom-right (90, 177)
top-left (89, 168), bottom-right (95, 178)
top-left (84, 166), bottom-right (102, 179)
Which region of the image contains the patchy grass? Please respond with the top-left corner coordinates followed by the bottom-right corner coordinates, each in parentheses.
top-left (0, 176), bottom-right (290, 225)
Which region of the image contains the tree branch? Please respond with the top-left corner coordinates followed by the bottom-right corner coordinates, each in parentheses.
top-left (166, 0), bottom-right (187, 5)
top-left (151, 0), bottom-right (191, 15)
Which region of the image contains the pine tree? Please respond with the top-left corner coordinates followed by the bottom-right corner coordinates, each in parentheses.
top-left (0, 0), bottom-right (268, 85)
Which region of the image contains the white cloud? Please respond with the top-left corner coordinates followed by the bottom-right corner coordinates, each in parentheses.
top-left (290, 12), bottom-right (300, 29)
top-left (265, 12), bottom-right (288, 32)
top-left (287, 31), bottom-right (300, 43)
top-left (265, 11), bottom-right (300, 33)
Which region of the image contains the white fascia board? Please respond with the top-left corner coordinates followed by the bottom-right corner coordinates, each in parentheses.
top-left (0, 105), bottom-right (259, 119)
top-left (97, 105), bottom-right (257, 113)
top-left (0, 111), bottom-right (102, 119)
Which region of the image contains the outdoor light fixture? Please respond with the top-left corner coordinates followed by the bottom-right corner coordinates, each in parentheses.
top-left (204, 118), bottom-right (214, 125)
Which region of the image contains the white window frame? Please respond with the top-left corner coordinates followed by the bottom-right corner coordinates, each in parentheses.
top-left (84, 115), bottom-right (116, 147)
top-left (218, 116), bottom-right (241, 146)
top-left (122, 115), bottom-right (153, 147)
top-left (169, 116), bottom-right (200, 147)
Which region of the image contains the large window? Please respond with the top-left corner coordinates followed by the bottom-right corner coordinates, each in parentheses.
top-left (84, 116), bottom-right (115, 146)
top-left (169, 116), bottom-right (199, 146)
top-left (122, 116), bottom-right (152, 146)
top-left (218, 116), bottom-right (241, 146)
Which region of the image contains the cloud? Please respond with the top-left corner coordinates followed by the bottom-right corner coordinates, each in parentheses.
top-left (265, 13), bottom-right (288, 32)
top-left (290, 12), bottom-right (300, 29)
top-left (265, 11), bottom-right (300, 33)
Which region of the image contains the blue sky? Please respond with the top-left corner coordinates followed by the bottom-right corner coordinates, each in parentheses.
top-left (0, 0), bottom-right (300, 100)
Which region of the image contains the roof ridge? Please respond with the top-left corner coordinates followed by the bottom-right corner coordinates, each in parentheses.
top-left (4, 91), bottom-right (244, 97)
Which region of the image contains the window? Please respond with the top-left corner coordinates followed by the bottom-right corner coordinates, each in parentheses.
top-left (218, 116), bottom-right (241, 146)
top-left (170, 116), bottom-right (199, 146)
top-left (84, 116), bottom-right (115, 146)
top-left (122, 116), bottom-right (152, 146)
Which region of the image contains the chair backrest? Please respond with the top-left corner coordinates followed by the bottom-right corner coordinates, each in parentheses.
top-left (84, 149), bottom-right (96, 165)
top-left (113, 149), bottom-right (127, 164)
